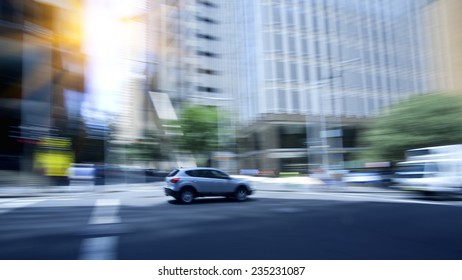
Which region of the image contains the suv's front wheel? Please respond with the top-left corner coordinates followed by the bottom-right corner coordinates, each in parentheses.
top-left (178, 188), bottom-right (195, 204)
top-left (235, 186), bottom-right (248, 201)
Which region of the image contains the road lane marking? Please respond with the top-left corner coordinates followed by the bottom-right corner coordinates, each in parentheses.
top-left (0, 199), bottom-right (44, 215)
top-left (95, 199), bottom-right (120, 207)
top-left (79, 199), bottom-right (121, 260)
top-left (80, 236), bottom-right (118, 260)
top-left (0, 198), bottom-right (17, 205)
top-left (256, 190), bottom-right (462, 207)
top-left (313, 192), bottom-right (462, 207)
top-left (88, 199), bottom-right (120, 224)
top-left (90, 216), bottom-right (121, 224)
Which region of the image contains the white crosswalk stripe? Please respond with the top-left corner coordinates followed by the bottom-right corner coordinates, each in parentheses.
top-left (0, 199), bottom-right (45, 215)
top-left (80, 199), bottom-right (121, 260)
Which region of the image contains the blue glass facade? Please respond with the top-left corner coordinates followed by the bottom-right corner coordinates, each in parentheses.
top-left (253, 0), bottom-right (429, 118)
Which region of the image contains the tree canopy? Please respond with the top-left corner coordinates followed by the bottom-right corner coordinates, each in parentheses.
top-left (358, 93), bottom-right (462, 162)
top-left (177, 105), bottom-right (219, 156)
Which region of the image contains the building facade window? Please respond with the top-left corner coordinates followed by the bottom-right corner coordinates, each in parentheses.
top-left (197, 68), bottom-right (219, 75)
top-left (278, 89), bottom-right (287, 111)
top-left (276, 61), bottom-right (284, 81)
top-left (196, 0), bottom-right (218, 8)
top-left (197, 86), bottom-right (220, 93)
top-left (273, 5), bottom-right (281, 26)
top-left (274, 34), bottom-right (283, 53)
top-left (196, 33), bottom-right (219, 40)
top-left (286, 8), bottom-right (294, 27)
top-left (196, 15), bottom-right (218, 24)
top-left (301, 38), bottom-right (308, 56)
top-left (264, 32), bottom-right (272, 53)
top-left (292, 90), bottom-right (300, 113)
top-left (265, 60), bottom-right (273, 80)
top-left (288, 36), bottom-right (296, 54)
top-left (290, 62), bottom-right (298, 81)
top-left (262, 4), bottom-right (271, 26)
top-left (196, 50), bottom-right (219, 57)
top-left (303, 65), bottom-right (310, 82)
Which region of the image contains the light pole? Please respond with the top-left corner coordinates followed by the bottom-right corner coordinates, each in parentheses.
top-left (334, 58), bottom-right (360, 169)
top-left (305, 80), bottom-right (329, 174)
top-left (306, 58), bottom-right (361, 173)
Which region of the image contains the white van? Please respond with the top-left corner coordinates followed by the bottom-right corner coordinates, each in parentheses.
top-left (394, 158), bottom-right (462, 194)
top-left (394, 145), bottom-right (462, 194)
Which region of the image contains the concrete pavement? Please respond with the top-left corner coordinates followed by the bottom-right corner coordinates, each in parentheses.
top-left (236, 175), bottom-right (400, 194)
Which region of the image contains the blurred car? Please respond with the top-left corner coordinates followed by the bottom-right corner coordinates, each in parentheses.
top-left (68, 163), bottom-right (95, 181)
top-left (342, 172), bottom-right (384, 185)
top-left (393, 159), bottom-right (462, 194)
top-left (165, 167), bottom-right (254, 203)
top-left (145, 169), bottom-right (170, 182)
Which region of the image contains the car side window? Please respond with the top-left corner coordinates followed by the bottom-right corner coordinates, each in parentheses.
top-left (187, 169), bottom-right (207, 178)
top-left (199, 170), bottom-right (210, 178)
top-left (210, 170), bottom-right (229, 179)
top-left (199, 170), bottom-right (214, 178)
top-left (168, 169), bottom-right (179, 177)
top-left (186, 170), bottom-right (208, 177)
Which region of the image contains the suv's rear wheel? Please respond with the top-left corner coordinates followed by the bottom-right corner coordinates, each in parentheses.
top-left (178, 188), bottom-right (195, 204)
top-left (235, 187), bottom-right (248, 201)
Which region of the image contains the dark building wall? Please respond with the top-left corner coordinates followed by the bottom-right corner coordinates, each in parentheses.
top-left (0, 2), bottom-right (26, 169)
top-left (0, 0), bottom-right (85, 171)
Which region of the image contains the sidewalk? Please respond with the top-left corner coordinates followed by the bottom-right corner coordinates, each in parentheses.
top-left (0, 174), bottom-right (400, 198)
top-left (235, 175), bottom-right (400, 194)
top-left (0, 182), bottom-right (163, 198)
top-left (0, 169), bottom-right (163, 198)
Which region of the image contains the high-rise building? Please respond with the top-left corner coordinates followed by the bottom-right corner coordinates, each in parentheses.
top-left (155, 0), bottom-right (434, 174)
top-left (226, 0), bottom-right (431, 174)
top-left (150, 0), bottom-right (236, 169)
top-left (155, 0), bottom-right (227, 107)
top-left (0, 0), bottom-right (86, 171)
top-left (422, 0), bottom-right (462, 94)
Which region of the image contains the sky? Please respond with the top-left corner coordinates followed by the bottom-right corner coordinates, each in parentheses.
top-left (81, 0), bottom-right (145, 119)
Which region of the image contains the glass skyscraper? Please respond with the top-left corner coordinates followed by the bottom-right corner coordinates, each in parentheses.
top-left (226, 0), bottom-right (431, 173)
top-left (155, 0), bottom-right (435, 173)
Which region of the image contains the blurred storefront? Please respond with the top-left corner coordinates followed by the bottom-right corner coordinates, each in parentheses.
top-left (0, 0), bottom-right (85, 172)
top-left (237, 114), bottom-right (365, 175)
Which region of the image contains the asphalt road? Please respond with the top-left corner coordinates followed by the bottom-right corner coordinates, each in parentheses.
top-left (0, 187), bottom-right (461, 260)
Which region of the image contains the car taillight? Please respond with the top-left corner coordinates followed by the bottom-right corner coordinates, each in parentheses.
top-left (170, 178), bottom-right (180, 183)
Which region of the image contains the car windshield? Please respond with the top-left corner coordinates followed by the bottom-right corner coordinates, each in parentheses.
top-left (395, 163), bottom-right (429, 178)
top-left (396, 163), bottom-right (433, 173)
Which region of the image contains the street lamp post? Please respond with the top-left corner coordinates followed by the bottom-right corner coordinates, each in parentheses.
top-left (319, 84), bottom-right (329, 170)
top-left (305, 81), bottom-right (329, 174)
top-left (334, 58), bottom-right (360, 169)
top-left (306, 58), bottom-right (360, 173)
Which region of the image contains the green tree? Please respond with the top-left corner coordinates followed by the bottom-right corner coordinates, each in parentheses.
top-left (178, 105), bottom-right (233, 162)
top-left (177, 105), bottom-right (219, 156)
top-left (358, 93), bottom-right (462, 162)
top-left (128, 129), bottom-right (165, 163)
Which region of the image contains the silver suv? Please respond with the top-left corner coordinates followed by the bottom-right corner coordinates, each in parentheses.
top-left (165, 167), bottom-right (254, 203)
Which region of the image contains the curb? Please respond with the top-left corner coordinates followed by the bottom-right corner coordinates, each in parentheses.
top-left (0, 182), bottom-right (165, 198)
top-left (0, 181), bottom-right (401, 198)
top-left (254, 184), bottom-right (402, 194)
